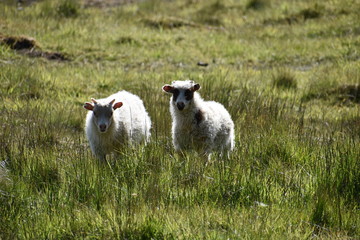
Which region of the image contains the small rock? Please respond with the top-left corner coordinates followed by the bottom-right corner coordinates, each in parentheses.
top-left (197, 61), bottom-right (209, 67)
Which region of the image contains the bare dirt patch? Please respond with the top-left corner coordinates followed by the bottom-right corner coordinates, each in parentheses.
top-left (84, 0), bottom-right (142, 8)
top-left (0, 35), bottom-right (69, 61)
top-left (0, 35), bottom-right (38, 50)
top-left (142, 16), bottom-right (224, 31)
top-left (23, 49), bottom-right (69, 61)
top-left (143, 17), bottom-right (198, 29)
top-left (14, 0), bottom-right (140, 8)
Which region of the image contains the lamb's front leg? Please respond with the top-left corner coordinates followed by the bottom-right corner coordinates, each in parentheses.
top-left (95, 151), bottom-right (106, 162)
top-left (91, 144), bottom-right (107, 161)
top-left (173, 128), bottom-right (191, 153)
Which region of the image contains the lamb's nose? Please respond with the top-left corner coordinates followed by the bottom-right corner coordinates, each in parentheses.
top-left (177, 102), bottom-right (185, 110)
top-left (99, 124), bottom-right (107, 132)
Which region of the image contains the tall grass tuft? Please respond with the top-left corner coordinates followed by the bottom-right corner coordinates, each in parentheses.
top-left (121, 217), bottom-right (174, 239)
top-left (246, 0), bottom-right (266, 10)
top-left (195, 0), bottom-right (225, 26)
top-left (57, 0), bottom-right (80, 18)
top-left (311, 195), bottom-right (331, 230)
top-left (272, 68), bottom-right (297, 90)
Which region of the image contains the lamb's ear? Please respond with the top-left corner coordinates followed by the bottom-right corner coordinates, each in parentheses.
top-left (192, 83), bottom-right (201, 91)
top-left (91, 98), bottom-right (98, 104)
top-left (84, 102), bottom-right (94, 111)
top-left (162, 85), bottom-right (174, 93)
top-left (113, 102), bottom-right (123, 110)
top-left (109, 99), bottom-right (115, 105)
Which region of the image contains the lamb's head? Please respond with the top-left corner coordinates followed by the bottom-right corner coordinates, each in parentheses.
top-left (84, 98), bottom-right (123, 133)
top-left (162, 80), bottom-right (200, 111)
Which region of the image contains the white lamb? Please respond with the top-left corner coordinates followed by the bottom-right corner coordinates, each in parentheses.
top-left (84, 90), bottom-right (151, 161)
top-left (162, 80), bottom-right (235, 158)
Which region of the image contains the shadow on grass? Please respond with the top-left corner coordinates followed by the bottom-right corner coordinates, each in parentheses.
top-left (121, 217), bottom-right (174, 240)
top-left (303, 84), bottom-right (360, 105)
top-left (143, 17), bottom-right (198, 29)
top-left (263, 6), bottom-right (322, 25)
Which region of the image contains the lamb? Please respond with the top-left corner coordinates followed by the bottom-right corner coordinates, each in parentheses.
top-left (83, 90), bottom-right (151, 161)
top-left (162, 80), bottom-right (235, 158)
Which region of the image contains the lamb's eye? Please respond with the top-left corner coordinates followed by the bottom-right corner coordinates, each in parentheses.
top-left (172, 89), bottom-right (180, 101)
top-left (93, 112), bottom-right (98, 117)
top-left (109, 112), bottom-right (113, 117)
top-left (184, 89), bottom-right (194, 100)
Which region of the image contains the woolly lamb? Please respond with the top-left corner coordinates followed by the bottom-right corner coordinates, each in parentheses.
top-left (84, 90), bottom-right (151, 161)
top-left (162, 80), bottom-right (235, 158)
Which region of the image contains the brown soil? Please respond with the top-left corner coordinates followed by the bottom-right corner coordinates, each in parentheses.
top-left (143, 17), bottom-right (198, 29)
top-left (0, 35), bottom-right (37, 50)
top-left (0, 35), bottom-right (69, 61)
top-left (15, 0), bottom-right (141, 8)
top-left (84, 0), bottom-right (142, 8)
top-left (23, 49), bottom-right (69, 61)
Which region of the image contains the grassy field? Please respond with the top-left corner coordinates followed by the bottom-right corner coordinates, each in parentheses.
top-left (1, 0), bottom-right (359, 239)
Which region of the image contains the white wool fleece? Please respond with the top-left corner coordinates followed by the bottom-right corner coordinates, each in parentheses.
top-left (84, 90), bottom-right (151, 161)
top-left (163, 80), bottom-right (235, 157)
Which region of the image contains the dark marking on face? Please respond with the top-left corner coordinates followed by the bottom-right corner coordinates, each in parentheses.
top-left (195, 109), bottom-right (203, 125)
top-left (172, 89), bottom-right (180, 102)
top-left (185, 89), bottom-right (194, 100)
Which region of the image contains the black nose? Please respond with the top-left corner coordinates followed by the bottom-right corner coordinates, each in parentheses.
top-left (99, 124), bottom-right (107, 132)
top-left (177, 102), bottom-right (185, 110)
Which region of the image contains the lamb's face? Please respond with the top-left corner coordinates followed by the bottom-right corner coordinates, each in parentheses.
top-left (84, 98), bottom-right (123, 133)
top-left (92, 104), bottom-right (115, 133)
top-left (162, 80), bottom-right (200, 111)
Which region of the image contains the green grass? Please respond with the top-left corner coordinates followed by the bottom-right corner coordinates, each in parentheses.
top-left (1, 0), bottom-right (360, 239)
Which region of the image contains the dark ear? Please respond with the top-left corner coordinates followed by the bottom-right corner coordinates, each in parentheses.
top-left (109, 99), bottom-right (115, 105)
top-left (113, 102), bottom-right (123, 110)
top-left (162, 84), bottom-right (174, 93)
top-left (84, 102), bottom-right (94, 111)
top-left (192, 83), bottom-right (201, 91)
